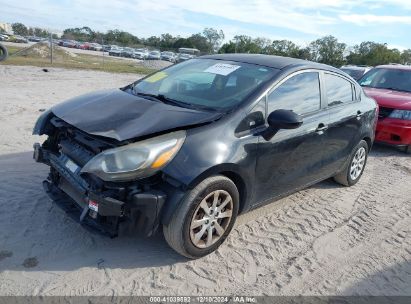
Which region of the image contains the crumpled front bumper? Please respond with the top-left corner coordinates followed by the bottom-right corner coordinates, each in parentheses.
top-left (33, 143), bottom-right (166, 237)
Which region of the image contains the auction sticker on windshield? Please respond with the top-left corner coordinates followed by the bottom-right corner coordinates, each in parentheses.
top-left (204, 63), bottom-right (241, 76)
top-left (144, 71), bottom-right (168, 83)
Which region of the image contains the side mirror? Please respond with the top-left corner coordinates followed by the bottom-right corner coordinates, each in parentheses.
top-left (262, 109), bottom-right (303, 141)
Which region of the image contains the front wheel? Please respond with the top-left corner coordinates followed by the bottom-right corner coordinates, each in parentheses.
top-left (163, 175), bottom-right (239, 259)
top-left (334, 140), bottom-right (369, 187)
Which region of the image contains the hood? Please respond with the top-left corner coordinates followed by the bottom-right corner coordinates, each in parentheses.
top-left (363, 87), bottom-right (411, 110)
top-left (51, 89), bottom-right (221, 141)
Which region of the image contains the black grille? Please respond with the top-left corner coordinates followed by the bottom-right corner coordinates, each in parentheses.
top-left (59, 139), bottom-right (95, 167)
top-left (378, 107), bottom-right (394, 120)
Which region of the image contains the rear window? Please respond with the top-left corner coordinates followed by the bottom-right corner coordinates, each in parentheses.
top-left (324, 73), bottom-right (354, 106)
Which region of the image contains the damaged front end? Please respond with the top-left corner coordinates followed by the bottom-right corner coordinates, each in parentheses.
top-left (33, 113), bottom-right (184, 238)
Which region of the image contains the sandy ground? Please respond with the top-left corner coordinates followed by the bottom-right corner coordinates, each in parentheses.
top-left (0, 65), bottom-right (410, 296)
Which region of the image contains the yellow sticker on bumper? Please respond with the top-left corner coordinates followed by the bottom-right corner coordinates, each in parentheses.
top-left (144, 71), bottom-right (168, 83)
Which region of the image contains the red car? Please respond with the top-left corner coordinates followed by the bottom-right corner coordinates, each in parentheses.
top-left (359, 65), bottom-right (411, 153)
top-left (77, 42), bottom-right (90, 50)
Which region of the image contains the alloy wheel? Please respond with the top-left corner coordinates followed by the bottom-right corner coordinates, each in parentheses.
top-left (350, 147), bottom-right (366, 180)
top-left (189, 190), bottom-right (233, 249)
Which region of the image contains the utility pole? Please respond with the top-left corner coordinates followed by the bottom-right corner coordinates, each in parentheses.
top-left (49, 32), bottom-right (53, 64)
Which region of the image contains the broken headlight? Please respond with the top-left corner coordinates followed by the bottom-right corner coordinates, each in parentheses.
top-left (81, 131), bottom-right (186, 182)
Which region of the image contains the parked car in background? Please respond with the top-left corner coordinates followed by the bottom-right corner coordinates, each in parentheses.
top-left (33, 54), bottom-right (377, 258)
top-left (10, 35), bottom-right (28, 43)
top-left (121, 47), bottom-right (134, 58)
top-left (132, 48), bottom-right (149, 60)
top-left (27, 36), bottom-right (42, 42)
top-left (0, 34), bottom-right (9, 41)
top-left (340, 65), bottom-right (373, 80)
top-left (109, 45), bottom-right (123, 57)
top-left (161, 51), bottom-right (176, 62)
top-left (177, 53), bottom-right (193, 63)
top-left (89, 43), bottom-right (103, 51)
top-left (77, 42), bottom-right (91, 50)
top-left (177, 47), bottom-right (200, 63)
top-left (359, 65), bottom-right (411, 153)
top-left (63, 40), bottom-right (77, 48)
top-left (102, 45), bottom-right (111, 52)
top-left (147, 50), bottom-right (161, 60)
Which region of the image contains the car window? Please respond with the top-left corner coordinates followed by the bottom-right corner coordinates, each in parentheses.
top-left (268, 72), bottom-right (321, 115)
top-left (325, 73), bottom-right (354, 106)
top-left (359, 68), bottom-right (411, 93)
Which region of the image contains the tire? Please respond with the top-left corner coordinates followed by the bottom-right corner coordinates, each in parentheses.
top-left (405, 145), bottom-right (411, 155)
top-left (334, 140), bottom-right (369, 187)
top-left (0, 44), bottom-right (8, 62)
top-left (163, 175), bottom-right (239, 259)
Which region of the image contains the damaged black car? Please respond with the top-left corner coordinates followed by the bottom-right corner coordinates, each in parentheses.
top-left (33, 54), bottom-right (377, 258)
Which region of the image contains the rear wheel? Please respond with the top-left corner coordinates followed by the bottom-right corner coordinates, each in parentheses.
top-left (163, 175), bottom-right (239, 259)
top-left (405, 145), bottom-right (411, 154)
top-left (334, 140), bottom-right (369, 187)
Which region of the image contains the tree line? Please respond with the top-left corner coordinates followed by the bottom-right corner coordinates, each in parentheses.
top-left (9, 22), bottom-right (411, 67)
top-left (220, 35), bottom-right (411, 67)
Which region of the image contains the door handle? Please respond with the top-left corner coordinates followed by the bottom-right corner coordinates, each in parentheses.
top-left (315, 123), bottom-right (328, 133)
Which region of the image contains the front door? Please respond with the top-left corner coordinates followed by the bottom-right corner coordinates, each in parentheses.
top-left (254, 71), bottom-right (329, 205)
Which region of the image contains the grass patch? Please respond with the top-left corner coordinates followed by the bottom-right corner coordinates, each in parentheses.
top-left (1, 44), bottom-right (155, 74)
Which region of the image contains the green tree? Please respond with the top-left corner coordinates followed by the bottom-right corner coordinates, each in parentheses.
top-left (187, 33), bottom-right (209, 53)
top-left (265, 40), bottom-right (300, 57)
top-left (309, 35), bottom-right (347, 66)
top-left (12, 23), bottom-right (28, 36)
top-left (346, 42), bottom-right (402, 66)
top-left (401, 49), bottom-right (411, 65)
top-left (218, 41), bottom-right (236, 53)
top-left (202, 28), bottom-right (225, 53)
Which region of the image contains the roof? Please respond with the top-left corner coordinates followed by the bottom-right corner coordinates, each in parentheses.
top-left (200, 53), bottom-right (332, 70)
top-left (375, 64), bottom-right (411, 70)
top-left (340, 65), bottom-right (372, 70)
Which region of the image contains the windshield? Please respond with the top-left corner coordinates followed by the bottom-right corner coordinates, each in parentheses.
top-left (359, 68), bottom-right (411, 92)
top-left (132, 59), bottom-right (278, 111)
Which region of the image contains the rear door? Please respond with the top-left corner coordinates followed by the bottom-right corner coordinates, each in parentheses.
top-left (320, 72), bottom-right (363, 175)
top-left (254, 70), bottom-right (329, 205)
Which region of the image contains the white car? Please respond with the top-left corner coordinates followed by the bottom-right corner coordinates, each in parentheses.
top-left (133, 49), bottom-right (149, 60)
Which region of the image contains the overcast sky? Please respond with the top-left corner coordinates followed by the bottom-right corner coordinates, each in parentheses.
top-left (1, 0), bottom-right (410, 49)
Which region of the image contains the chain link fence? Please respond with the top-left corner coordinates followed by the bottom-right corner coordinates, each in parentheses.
top-left (0, 38), bottom-right (172, 75)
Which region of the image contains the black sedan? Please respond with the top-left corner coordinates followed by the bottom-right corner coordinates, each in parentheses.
top-left (33, 54), bottom-right (377, 258)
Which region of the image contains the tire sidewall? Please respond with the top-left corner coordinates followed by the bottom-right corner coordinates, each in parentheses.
top-left (0, 44), bottom-right (8, 62)
top-left (181, 178), bottom-right (239, 258)
top-left (346, 141), bottom-right (369, 186)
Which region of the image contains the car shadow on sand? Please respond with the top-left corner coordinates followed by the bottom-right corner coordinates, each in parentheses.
top-left (342, 260), bottom-right (411, 296)
top-left (0, 144), bottom-right (408, 272)
top-left (0, 151), bottom-right (186, 272)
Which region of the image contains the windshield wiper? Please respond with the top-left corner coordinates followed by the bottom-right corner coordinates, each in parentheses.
top-left (135, 92), bottom-right (218, 112)
top-left (136, 92), bottom-right (188, 107)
